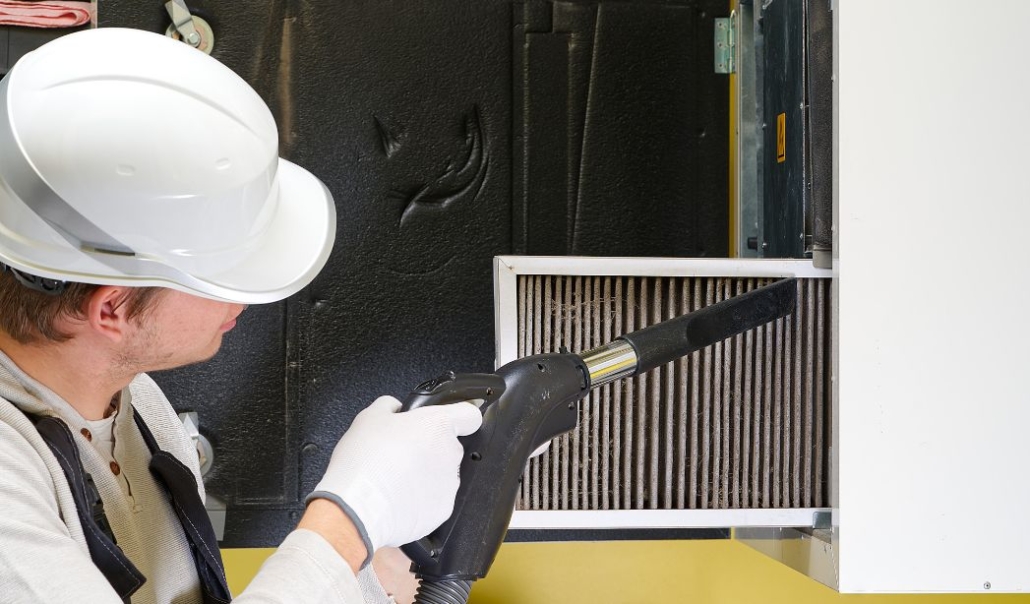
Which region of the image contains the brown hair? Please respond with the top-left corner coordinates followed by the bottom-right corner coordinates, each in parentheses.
top-left (0, 270), bottom-right (162, 344)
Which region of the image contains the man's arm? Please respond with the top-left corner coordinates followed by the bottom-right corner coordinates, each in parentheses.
top-left (234, 396), bottom-right (482, 604)
top-left (298, 498), bottom-right (369, 574)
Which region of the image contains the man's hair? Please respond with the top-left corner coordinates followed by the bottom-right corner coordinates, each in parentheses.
top-left (0, 270), bottom-right (162, 344)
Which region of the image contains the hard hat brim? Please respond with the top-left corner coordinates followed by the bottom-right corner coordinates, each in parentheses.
top-left (193, 158), bottom-right (338, 304)
top-left (0, 158), bottom-right (337, 305)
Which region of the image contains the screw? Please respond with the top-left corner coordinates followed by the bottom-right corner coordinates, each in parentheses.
top-left (186, 31), bottom-right (201, 46)
top-left (984, 582), bottom-right (991, 590)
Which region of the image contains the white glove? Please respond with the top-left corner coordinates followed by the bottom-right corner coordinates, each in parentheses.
top-left (306, 396), bottom-right (483, 568)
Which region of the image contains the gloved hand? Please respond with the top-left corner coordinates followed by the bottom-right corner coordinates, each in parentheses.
top-left (306, 396), bottom-right (483, 568)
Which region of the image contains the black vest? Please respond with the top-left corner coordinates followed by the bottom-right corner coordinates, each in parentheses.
top-left (28, 409), bottom-right (232, 603)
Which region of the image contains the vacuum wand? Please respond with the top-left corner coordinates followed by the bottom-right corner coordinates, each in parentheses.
top-left (400, 278), bottom-right (798, 604)
top-left (582, 275), bottom-right (799, 386)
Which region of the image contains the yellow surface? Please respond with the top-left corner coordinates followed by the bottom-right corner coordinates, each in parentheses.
top-left (224, 541), bottom-right (1030, 603)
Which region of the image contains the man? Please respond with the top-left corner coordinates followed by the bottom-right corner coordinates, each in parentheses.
top-left (0, 27), bottom-right (481, 603)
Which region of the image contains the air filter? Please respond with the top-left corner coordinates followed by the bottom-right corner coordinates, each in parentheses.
top-left (495, 257), bottom-right (831, 530)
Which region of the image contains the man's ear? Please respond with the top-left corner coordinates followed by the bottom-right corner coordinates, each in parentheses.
top-left (84, 286), bottom-right (136, 343)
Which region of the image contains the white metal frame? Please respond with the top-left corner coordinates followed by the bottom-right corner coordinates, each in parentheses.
top-left (509, 508), bottom-right (826, 530)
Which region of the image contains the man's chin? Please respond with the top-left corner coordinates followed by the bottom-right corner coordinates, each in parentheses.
top-left (146, 341), bottom-right (224, 374)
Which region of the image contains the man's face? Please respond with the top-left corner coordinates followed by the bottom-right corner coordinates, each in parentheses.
top-left (118, 289), bottom-right (246, 373)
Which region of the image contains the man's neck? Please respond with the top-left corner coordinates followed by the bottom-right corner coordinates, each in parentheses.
top-left (0, 332), bottom-right (133, 421)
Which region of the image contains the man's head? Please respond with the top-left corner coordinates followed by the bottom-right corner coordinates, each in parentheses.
top-left (0, 264), bottom-right (248, 373)
top-left (0, 266), bottom-right (160, 345)
top-left (0, 28), bottom-right (336, 320)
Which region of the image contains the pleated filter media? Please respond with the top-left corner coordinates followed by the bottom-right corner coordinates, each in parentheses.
top-left (508, 270), bottom-right (832, 513)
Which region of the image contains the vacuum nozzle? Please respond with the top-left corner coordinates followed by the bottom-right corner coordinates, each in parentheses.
top-left (582, 278), bottom-right (798, 386)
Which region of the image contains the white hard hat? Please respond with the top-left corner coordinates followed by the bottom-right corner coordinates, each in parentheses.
top-left (0, 27), bottom-right (336, 304)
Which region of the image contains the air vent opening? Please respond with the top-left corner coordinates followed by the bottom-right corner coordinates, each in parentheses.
top-left (513, 275), bottom-right (831, 512)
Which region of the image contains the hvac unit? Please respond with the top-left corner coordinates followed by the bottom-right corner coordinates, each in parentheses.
top-left (494, 257), bottom-right (836, 587)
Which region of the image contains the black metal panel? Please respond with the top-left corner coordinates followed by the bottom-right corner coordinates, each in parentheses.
top-left (515, 1), bottom-right (728, 257)
top-left (98, 0), bottom-right (728, 546)
top-left (761, 0), bottom-right (807, 258)
top-left (807, 0), bottom-right (833, 262)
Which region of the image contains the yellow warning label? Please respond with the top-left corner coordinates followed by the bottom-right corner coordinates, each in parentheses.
top-left (776, 112), bottom-right (786, 163)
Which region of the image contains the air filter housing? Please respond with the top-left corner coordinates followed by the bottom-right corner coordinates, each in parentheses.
top-left (495, 257), bottom-right (831, 533)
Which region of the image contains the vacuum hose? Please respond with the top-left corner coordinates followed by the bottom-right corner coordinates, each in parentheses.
top-left (413, 579), bottom-right (473, 604)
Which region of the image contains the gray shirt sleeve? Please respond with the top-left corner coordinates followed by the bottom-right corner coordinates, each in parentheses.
top-left (0, 418), bottom-right (127, 603)
top-left (235, 529), bottom-right (394, 604)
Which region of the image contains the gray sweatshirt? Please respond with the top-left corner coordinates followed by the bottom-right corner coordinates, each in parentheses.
top-left (0, 352), bottom-right (391, 603)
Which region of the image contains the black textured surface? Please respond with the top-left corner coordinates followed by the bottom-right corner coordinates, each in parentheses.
top-left (1, 26), bottom-right (88, 76)
top-left (98, 0), bottom-right (729, 547)
top-left (515, 1), bottom-right (728, 257)
top-left (761, 0), bottom-right (807, 258)
top-left (807, 0), bottom-right (833, 256)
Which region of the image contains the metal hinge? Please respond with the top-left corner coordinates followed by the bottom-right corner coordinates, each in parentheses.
top-left (714, 14), bottom-right (737, 74)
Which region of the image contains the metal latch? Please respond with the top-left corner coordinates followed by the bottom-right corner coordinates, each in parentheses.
top-left (714, 14), bottom-right (736, 74)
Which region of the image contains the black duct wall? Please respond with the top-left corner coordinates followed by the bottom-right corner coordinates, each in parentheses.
top-left (93, 0), bottom-right (728, 546)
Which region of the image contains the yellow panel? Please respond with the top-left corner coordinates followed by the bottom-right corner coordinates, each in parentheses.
top-left (223, 548), bottom-right (275, 595)
top-left (223, 542), bottom-right (1030, 602)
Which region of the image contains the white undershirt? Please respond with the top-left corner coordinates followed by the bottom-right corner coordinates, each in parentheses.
top-left (85, 413), bottom-right (116, 459)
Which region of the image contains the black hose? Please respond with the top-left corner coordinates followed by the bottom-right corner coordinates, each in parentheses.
top-left (412, 579), bottom-right (473, 604)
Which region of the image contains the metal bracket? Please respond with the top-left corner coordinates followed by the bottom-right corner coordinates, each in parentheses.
top-left (812, 510), bottom-right (832, 529)
top-left (177, 411), bottom-right (214, 476)
top-left (165, 0), bottom-right (201, 47)
top-left (177, 411), bottom-right (224, 540)
top-left (714, 15), bottom-right (737, 74)
top-left (164, 0), bottom-right (215, 55)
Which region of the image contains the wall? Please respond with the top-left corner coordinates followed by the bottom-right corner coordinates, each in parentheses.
top-left (98, 0), bottom-right (731, 547)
